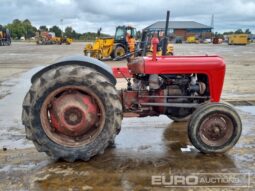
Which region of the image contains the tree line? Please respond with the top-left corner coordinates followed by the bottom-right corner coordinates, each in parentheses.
top-left (2, 19), bottom-right (111, 40)
top-left (214, 29), bottom-right (252, 38)
top-left (1, 19), bottom-right (253, 40)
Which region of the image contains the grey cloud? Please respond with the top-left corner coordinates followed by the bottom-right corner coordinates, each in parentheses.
top-left (0, 0), bottom-right (254, 34)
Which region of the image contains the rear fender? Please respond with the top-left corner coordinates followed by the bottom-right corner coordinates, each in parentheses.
top-left (31, 55), bottom-right (116, 85)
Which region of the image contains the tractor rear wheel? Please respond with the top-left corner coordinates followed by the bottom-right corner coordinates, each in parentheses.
top-left (188, 102), bottom-right (242, 153)
top-left (22, 65), bottom-right (122, 161)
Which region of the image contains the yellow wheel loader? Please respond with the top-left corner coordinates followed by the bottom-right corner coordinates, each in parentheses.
top-left (84, 25), bottom-right (174, 60)
top-left (36, 31), bottom-right (72, 45)
top-left (186, 36), bottom-right (199, 43)
top-left (61, 37), bottom-right (73, 45)
top-left (0, 25), bottom-right (11, 46)
top-left (84, 38), bottom-right (114, 60)
top-left (84, 26), bottom-right (136, 60)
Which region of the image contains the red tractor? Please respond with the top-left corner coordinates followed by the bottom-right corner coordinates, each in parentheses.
top-left (22, 13), bottom-right (242, 162)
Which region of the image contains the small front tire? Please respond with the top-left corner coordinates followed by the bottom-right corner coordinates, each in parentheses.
top-left (188, 102), bottom-right (242, 153)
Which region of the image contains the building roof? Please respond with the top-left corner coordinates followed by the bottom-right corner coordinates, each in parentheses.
top-left (144, 21), bottom-right (212, 30)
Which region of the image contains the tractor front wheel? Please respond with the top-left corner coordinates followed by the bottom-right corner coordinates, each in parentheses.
top-left (188, 102), bottom-right (242, 153)
top-left (22, 65), bottom-right (122, 161)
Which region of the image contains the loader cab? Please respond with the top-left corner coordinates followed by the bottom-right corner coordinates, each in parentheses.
top-left (114, 26), bottom-right (136, 45)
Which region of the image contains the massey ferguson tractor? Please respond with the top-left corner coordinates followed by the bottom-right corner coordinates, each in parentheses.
top-left (22, 12), bottom-right (242, 162)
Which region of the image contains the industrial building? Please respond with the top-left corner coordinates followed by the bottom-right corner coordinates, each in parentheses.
top-left (144, 21), bottom-right (212, 41)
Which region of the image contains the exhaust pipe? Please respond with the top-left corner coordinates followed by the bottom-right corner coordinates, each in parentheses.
top-left (162, 10), bottom-right (170, 56)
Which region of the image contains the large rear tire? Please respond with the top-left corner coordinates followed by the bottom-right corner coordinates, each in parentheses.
top-left (22, 65), bottom-right (122, 161)
top-left (188, 102), bottom-right (242, 153)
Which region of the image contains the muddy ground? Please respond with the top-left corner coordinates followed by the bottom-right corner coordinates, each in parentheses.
top-left (0, 42), bottom-right (254, 190)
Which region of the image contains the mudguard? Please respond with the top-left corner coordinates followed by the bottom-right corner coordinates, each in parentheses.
top-left (31, 55), bottom-right (116, 85)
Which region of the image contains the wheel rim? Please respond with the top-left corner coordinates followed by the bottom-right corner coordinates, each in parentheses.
top-left (199, 113), bottom-right (234, 147)
top-left (40, 85), bottom-right (105, 147)
top-left (116, 47), bottom-right (125, 57)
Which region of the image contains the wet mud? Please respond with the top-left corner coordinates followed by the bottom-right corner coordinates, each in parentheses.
top-left (0, 43), bottom-right (255, 190)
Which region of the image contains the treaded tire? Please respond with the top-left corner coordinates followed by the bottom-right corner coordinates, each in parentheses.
top-left (188, 102), bottom-right (242, 153)
top-left (22, 65), bottom-right (122, 162)
top-left (114, 46), bottom-right (126, 58)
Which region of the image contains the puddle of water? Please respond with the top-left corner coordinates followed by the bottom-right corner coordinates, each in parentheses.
top-left (0, 69), bottom-right (253, 190)
top-left (117, 116), bottom-right (168, 151)
top-left (0, 66), bottom-right (43, 149)
top-left (0, 66), bottom-right (183, 154)
top-left (0, 66), bottom-right (254, 153)
top-left (222, 92), bottom-right (255, 100)
top-left (236, 106), bottom-right (255, 116)
top-left (1, 44), bottom-right (255, 190)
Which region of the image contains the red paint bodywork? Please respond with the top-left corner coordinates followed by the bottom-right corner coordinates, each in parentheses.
top-left (112, 67), bottom-right (132, 78)
top-left (112, 55), bottom-right (225, 102)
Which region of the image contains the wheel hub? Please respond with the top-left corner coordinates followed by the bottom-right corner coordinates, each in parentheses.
top-left (49, 92), bottom-right (98, 137)
top-left (199, 114), bottom-right (234, 147)
top-left (202, 118), bottom-right (227, 140)
top-left (64, 107), bottom-right (83, 126)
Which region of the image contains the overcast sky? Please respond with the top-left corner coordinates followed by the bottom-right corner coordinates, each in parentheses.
top-left (0, 0), bottom-right (254, 34)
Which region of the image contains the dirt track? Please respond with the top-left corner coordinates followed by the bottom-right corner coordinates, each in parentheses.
top-left (0, 42), bottom-right (254, 190)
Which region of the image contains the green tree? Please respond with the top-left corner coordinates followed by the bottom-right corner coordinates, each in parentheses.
top-left (49, 25), bottom-right (62, 37)
top-left (13, 19), bottom-right (22, 25)
top-left (39, 25), bottom-right (48, 32)
top-left (23, 19), bottom-right (31, 26)
top-left (23, 19), bottom-right (36, 38)
top-left (245, 29), bottom-right (251, 34)
top-left (223, 31), bottom-right (234, 35)
top-left (6, 19), bottom-right (26, 39)
top-left (235, 29), bottom-right (244, 34)
top-left (64, 26), bottom-right (73, 38)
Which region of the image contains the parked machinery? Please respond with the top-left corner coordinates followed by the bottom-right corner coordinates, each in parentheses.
top-left (84, 37), bottom-right (115, 60)
top-left (228, 34), bottom-right (248, 45)
top-left (84, 26), bottom-right (136, 60)
top-left (35, 31), bottom-right (72, 45)
top-left (22, 11), bottom-right (242, 162)
top-left (186, 36), bottom-right (199, 43)
top-left (84, 24), bottom-right (174, 60)
top-left (0, 25), bottom-right (11, 46)
top-left (139, 31), bottom-right (174, 57)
